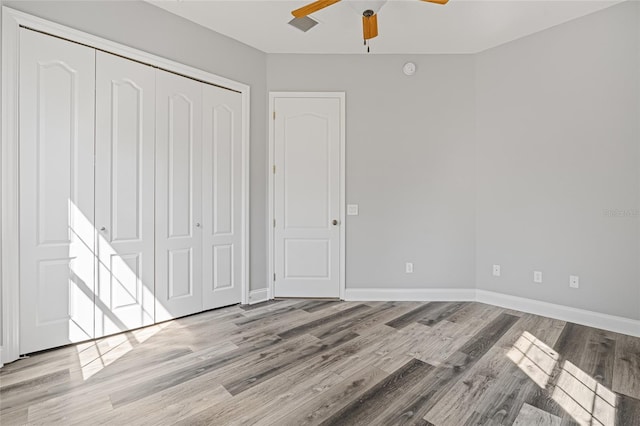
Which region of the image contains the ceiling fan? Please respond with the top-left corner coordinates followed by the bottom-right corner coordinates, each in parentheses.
top-left (291, 0), bottom-right (450, 51)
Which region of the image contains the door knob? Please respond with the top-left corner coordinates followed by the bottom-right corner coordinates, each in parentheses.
top-left (332, 219), bottom-right (339, 226)
top-left (196, 223), bottom-right (201, 228)
top-left (100, 226), bottom-right (106, 232)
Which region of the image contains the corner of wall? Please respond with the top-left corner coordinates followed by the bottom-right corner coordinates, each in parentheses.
top-left (248, 288), bottom-right (269, 305)
top-left (472, 1), bottom-right (640, 321)
top-left (472, 49), bottom-right (480, 297)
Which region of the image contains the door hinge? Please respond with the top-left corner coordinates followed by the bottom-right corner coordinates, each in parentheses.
top-left (273, 165), bottom-right (276, 174)
top-left (273, 111), bottom-right (276, 120)
top-left (273, 219), bottom-right (276, 228)
top-left (273, 273), bottom-right (276, 282)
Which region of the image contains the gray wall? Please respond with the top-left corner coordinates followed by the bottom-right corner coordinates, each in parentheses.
top-left (2, 1), bottom-right (269, 292)
top-left (267, 2), bottom-right (639, 320)
top-left (267, 54), bottom-right (477, 289)
top-left (1, 0), bottom-right (638, 346)
top-left (475, 1), bottom-right (640, 319)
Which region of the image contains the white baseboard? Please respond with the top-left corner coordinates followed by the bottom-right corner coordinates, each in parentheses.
top-left (248, 288), bottom-right (270, 305)
top-left (0, 347), bottom-right (3, 369)
top-left (343, 287), bottom-right (640, 338)
top-left (476, 290), bottom-right (640, 338)
top-left (345, 288), bottom-right (477, 302)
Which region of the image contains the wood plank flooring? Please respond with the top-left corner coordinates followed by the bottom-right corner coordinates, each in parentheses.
top-left (1, 300), bottom-right (639, 426)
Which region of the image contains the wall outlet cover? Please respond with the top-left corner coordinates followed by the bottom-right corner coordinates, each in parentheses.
top-left (492, 265), bottom-right (501, 277)
top-left (570, 275), bottom-right (579, 289)
top-left (405, 262), bottom-right (414, 273)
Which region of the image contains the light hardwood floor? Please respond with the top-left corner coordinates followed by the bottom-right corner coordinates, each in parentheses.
top-left (1, 300), bottom-right (639, 425)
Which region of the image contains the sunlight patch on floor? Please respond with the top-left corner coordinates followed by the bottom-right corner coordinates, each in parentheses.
top-left (131, 322), bottom-right (171, 343)
top-left (508, 331), bottom-right (617, 426)
top-left (76, 322), bottom-right (169, 380)
top-left (77, 334), bottom-right (134, 380)
top-left (552, 361), bottom-right (616, 426)
top-left (507, 330), bottom-right (559, 388)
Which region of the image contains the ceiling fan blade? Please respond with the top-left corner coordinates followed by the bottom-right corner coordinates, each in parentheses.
top-left (292, 0), bottom-right (341, 18)
top-left (421, 0), bottom-right (449, 4)
top-left (362, 13), bottom-right (378, 40)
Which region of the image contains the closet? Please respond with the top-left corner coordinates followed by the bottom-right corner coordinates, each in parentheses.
top-left (18, 28), bottom-right (244, 354)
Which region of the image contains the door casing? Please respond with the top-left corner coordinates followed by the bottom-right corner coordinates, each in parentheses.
top-left (267, 92), bottom-right (346, 301)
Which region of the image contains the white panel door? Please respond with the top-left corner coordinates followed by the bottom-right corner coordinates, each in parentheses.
top-left (155, 70), bottom-right (203, 321)
top-left (19, 29), bottom-right (96, 354)
top-left (95, 52), bottom-right (156, 337)
top-left (202, 85), bottom-right (243, 309)
top-left (274, 97), bottom-right (341, 298)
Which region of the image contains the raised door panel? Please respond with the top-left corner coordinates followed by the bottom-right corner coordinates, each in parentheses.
top-left (202, 85), bottom-right (242, 309)
top-left (95, 52), bottom-right (156, 337)
top-left (274, 97), bottom-right (341, 298)
top-left (155, 70), bottom-right (203, 321)
top-left (283, 113), bottom-right (330, 230)
top-left (19, 29), bottom-right (96, 353)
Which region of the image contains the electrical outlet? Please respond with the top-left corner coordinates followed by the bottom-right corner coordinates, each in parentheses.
top-left (347, 204), bottom-right (359, 216)
top-left (534, 271), bottom-right (543, 283)
top-left (570, 275), bottom-right (579, 289)
top-left (492, 265), bottom-right (501, 277)
top-left (405, 262), bottom-right (414, 274)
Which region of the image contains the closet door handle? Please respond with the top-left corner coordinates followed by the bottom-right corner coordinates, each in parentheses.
top-left (100, 226), bottom-right (107, 232)
top-left (195, 223), bottom-right (201, 228)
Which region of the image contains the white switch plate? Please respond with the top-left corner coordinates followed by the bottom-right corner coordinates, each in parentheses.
top-left (347, 204), bottom-right (359, 216)
top-left (405, 262), bottom-right (414, 273)
top-left (493, 265), bottom-right (501, 277)
top-left (534, 271), bottom-right (543, 283)
top-left (570, 275), bottom-right (579, 289)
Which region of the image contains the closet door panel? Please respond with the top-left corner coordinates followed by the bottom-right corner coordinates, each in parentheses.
top-left (19, 29), bottom-right (96, 354)
top-left (202, 85), bottom-right (243, 309)
top-left (95, 52), bottom-right (156, 337)
top-left (155, 70), bottom-right (203, 321)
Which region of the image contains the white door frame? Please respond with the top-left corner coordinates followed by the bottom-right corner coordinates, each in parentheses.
top-left (1, 7), bottom-right (251, 364)
top-left (267, 92), bottom-right (346, 301)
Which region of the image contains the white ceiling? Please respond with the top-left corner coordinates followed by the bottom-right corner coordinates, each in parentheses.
top-left (149, 0), bottom-right (623, 54)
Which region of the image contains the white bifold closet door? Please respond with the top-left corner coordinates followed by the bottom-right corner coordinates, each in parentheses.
top-left (19, 29), bottom-right (96, 354)
top-left (94, 52), bottom-right (156, 337)
top-left (19, 28), bottom-right (245, 352)
top-left (155, 70), bottom-right (203, 321)
top-left (202, 85), bottom-right (243, 310)
top-left (155, 72), bottom-right (243, 320)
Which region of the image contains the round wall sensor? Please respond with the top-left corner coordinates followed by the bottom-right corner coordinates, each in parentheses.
top-left (403, 62), bottom-right (416, 76)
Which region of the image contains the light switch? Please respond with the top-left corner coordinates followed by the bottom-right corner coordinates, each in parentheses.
top-left (347, 204), bottom-right (359, 216)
